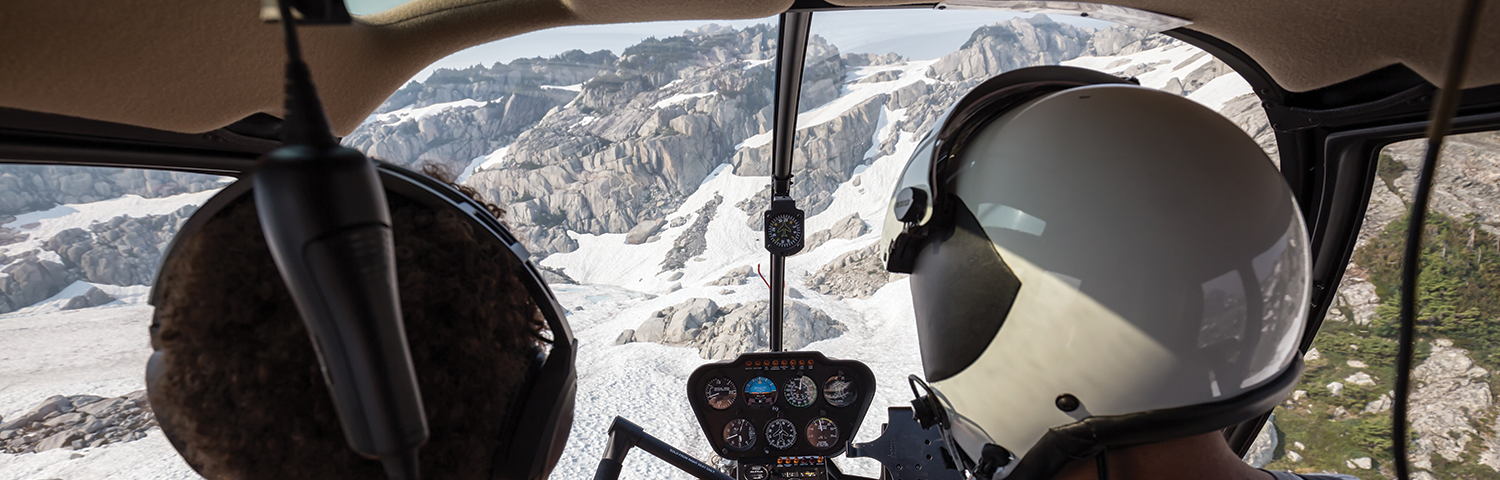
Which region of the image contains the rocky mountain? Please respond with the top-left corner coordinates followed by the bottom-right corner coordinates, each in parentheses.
top-left (0, 391), bottom-right (157, 454)
top-left (0, 166), bottom-right (223, 217)
top-left (0, 205), bottom-right (195, 315)
top-left (616, 296), bottom-right (845, 359)
top-left (346, 18), bottom-right (1164, 262)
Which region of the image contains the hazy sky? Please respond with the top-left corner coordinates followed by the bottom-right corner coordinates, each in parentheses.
top-left (343, 2), bottom-right (1116, 83)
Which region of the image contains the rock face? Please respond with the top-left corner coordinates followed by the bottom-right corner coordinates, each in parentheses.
top-left (1411, 339), bottom-right (1493, 471)
top-left (43, 206), bottom-right (195, 287)
top-left (1382, 132), bottom-right (1500, 235)
top-left (345, 20), bottom-right (1172, 259)
top-left (807, 243), bottom-right (899, 299)
top-left (625, 219), bottom-right (663, 245)
top-left (0, 391), bottom-right (157, 454)
top-left (661, 195), bottom-right (722, 271)
top-left (1243, 413), bottom-right (1278, 468)
top-left (60, 286), bottom-right (115, 310)
top-left (0, 166), bottom-right (225, 217)
top-left (0, 257), bottom-right (73, 313)
top-left (929, 15), bottom-right (1092, 82)
top-left (450, 25), bottom-right (784, 257)
top-left (804, 214), bottom-right (868, 251)
top-left (706, 265), bottom-right (755, 286)
top-left (622, 297), bottom-right (845, 359)
top-left (343, 49), bottom-right (619, 170)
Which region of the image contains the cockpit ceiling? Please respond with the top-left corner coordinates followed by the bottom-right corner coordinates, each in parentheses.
top-left (1, 0), bottom-right (1496, 136)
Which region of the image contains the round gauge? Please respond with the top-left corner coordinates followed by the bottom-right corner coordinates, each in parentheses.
top-left (784, 375), bottom-right (818, 408)
top-left (705, 377), bottom-right (737, 410)
top-left (805, 417), bottom-right (840, 450)
top-left (744, 464), bottom-right (770, 480)
top-left (723, 418), bottom-right (756, 451)
top-left (824, 374), bottom-right (857, 408)
top-left (766, 418), bottom-right (797, 450)
top-left (767, 213), bottom-right (802, 249)
top-left (744, 376), bottom-right (777, 409)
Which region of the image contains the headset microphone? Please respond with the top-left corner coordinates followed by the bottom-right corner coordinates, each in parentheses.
top-left (254, 1), bottom-right (428, 479)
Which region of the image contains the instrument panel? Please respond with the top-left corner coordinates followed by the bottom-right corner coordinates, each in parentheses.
top-left (687, 351), bottom-right (876, 460)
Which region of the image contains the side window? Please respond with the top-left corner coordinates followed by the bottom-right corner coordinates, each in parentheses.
top-left (0, 165), bottom-right (230, 474)
top-left (1262, 131), bottom-right (1500, 476)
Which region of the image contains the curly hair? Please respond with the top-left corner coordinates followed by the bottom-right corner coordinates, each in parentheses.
top-left (149, 190), bottom-right (546, 480)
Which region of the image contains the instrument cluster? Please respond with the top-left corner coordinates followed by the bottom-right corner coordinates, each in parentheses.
top-left (687, 351), bottom-right (875, 460)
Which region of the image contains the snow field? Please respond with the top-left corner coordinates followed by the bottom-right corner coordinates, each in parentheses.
top-left (374, 98), bottom-right (488, 124)
top-left (545, 86), bottom-right (927, 478)
top-left (1, 190), bottom-right (222, 261)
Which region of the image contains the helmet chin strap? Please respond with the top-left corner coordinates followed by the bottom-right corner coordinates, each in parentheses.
top-left (1094, 450), bottom-right (1108, 480)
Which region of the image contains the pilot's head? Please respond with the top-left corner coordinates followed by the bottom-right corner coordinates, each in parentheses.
top-left (147, 175), bottom-right (548, 479)
top-left (881, 66), bottom-right (1311, 480)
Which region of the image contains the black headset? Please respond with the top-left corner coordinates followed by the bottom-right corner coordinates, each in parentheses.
top-left (145, 162), bottom-right (576, 480)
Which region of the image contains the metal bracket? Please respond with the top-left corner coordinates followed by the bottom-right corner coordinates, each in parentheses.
top-left (848, 408), bottom-right (964, 480)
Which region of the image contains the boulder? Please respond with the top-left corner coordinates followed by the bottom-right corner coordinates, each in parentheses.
top-left (1345, 371), bottom-right (1376, 386)
top-left (613, 329), bottom-right (636, 346)
top-left (1410, 341), bottom-right (1492, 470)
top-left (77, 398), bottom-right (122, 417)
top-left (804, 214), bottom-right (868, 251)
top-left (634, 298), bottom-right (844, 359)
top-left (43, 412), bottom-right (83, 428)
top-left (1363, 392), bottom-right (1393, 414)
top-left (1242, 413), bottom-right (1277, 467)
top-left (0, 395), bottom-right (72, 431)
top-left (61, 286), bottom-right (115, 310)
top-left (34, 430), bottom-right (83, 452)
top-left (625, 219), bottom-right (663, 245)
top-left (706, 265), bottom-right (753, 286)
top-left (664, 298), bottom-right (719, 343)
top-left (1327, 382), bottom-right (1344, 396)
top-left (1304, 347), bottom-right (1321, 361)
top-left (807, 243), bottom-right (898, 299)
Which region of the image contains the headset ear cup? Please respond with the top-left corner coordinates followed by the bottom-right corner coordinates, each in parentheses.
top-left (146, 338), bottom-right (195, 462)
top-left (885, 232), bottom-right (923, 274)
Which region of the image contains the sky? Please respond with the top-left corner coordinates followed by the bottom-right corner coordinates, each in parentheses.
top-left (341, 2), bottom-right (1116, 83)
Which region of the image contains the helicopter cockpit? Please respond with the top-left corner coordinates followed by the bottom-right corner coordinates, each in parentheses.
top-left (2, 1), bottom-right (1499, 480)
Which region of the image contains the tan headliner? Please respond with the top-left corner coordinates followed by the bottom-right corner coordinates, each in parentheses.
top-left (1, 0), bottom-right (1496, 136)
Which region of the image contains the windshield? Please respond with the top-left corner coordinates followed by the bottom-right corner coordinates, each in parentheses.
top-left (1, 7), bottom-right (1293, 480)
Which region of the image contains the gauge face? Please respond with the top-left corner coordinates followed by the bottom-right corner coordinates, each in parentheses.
top-left (723, 418), bottom-right (756, 451)
top-left (783, 375), bottom-right (818, 408)
top-left (824, 374), bottom-right (857, 408)
top-left (706, 377), bottom-right (737, 410)
top-left (767, 213), bottom-right (802, 249)
top-left (805, 417), bottom-right (840, 450)
top-left (745, 464), bottom-right (769, 480)
top-left (745, 376), bottom-right (777, 409)
top-left (766, 418), bottom-right (797, 450)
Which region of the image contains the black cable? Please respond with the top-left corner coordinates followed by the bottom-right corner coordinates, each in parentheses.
top-left (1393, 1), bottom-right (1486, 479)
top-left (1095, 450), bottom-right (1108, 480)
top-left (274, 0), bottom-right (336, 147)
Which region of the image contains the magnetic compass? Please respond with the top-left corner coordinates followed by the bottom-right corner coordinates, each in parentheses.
top-left (763, 196), bottom-right (804, 256)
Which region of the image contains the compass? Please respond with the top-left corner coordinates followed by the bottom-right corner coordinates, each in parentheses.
top-left (763, 196), bottom-right (804, 256)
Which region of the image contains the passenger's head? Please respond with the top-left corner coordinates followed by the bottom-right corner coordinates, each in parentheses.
top-left (147, 184), bottom-right (546, 479)
top-left (881, 66), bottom-right (1311, 479)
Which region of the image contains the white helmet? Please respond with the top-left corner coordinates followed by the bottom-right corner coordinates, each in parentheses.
top-left (880, 66), bottom-right (1311, 480)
